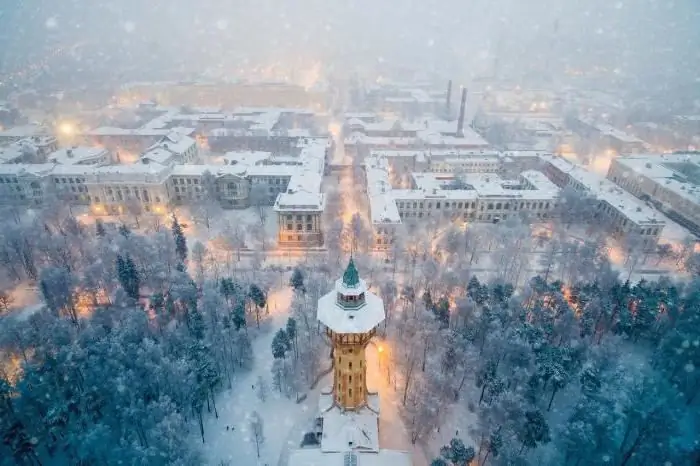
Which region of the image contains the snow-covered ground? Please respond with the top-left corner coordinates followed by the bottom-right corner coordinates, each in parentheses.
top-left (365, 342), bottom-right (431, 466)
top-left (200, 287), bottom-right (326, 466)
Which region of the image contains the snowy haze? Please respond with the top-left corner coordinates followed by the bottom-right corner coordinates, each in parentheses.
top-left (1, 0), bottom-right (699, 87)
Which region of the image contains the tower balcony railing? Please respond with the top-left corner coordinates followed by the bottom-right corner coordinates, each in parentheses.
top-left (336, 296), bottom-right (366, 310)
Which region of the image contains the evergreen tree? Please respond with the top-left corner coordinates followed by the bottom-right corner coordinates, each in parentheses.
top-left (118, 223), bottom-right (131, 238)
top-left (286, 317), bottom-right (298, 358)
top-left (290, 267), bottom-right (305, 293)
top-left (434, 296), bottom-right (450, 328)
top-left (271, 329), bottom-right (290, 359)
top-left (439, 438), bottom-right (475, 465)
top-left (430, 459), bottom-right (449, 466)
top-left (249, 284), bottom-right (266, 309)
top-left (116, 254), bottom-right (140, 300)
top-left (516, 410), bottom-right (551, 453)
top-left (95, 219), bottom-right (106, 237)
top-left (232, 301), bottom-right (246, 330)
top-left (171, 214), bottom-right (188, 262)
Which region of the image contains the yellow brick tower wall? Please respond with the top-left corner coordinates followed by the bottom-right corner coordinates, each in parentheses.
top-left (330, 331), bottom-right (373, 410)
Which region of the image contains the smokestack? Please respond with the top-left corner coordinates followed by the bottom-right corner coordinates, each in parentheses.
top-left (457, 87), bottom-right (467, 136)
top-left (445, 80), bottom-right (452, 116)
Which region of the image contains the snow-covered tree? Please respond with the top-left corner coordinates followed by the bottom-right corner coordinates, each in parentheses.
top-left (249, 411), bottom-right (265, 458)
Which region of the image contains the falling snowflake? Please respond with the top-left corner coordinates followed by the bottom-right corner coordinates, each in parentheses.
top-left (685, 363), bottom-right (695, 373)
top-left (682, 340), bottom-right (690, 348)
top-left (216, 19), bottom-right (228, 30)
top-left (427, 39), bottom-right (435, 47)
top-left (124, 21), bottom-right (136, 33)
top-left (45, 17), bottom-right (58, 29)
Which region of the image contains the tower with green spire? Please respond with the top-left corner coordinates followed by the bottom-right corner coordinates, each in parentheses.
top-left (317, 257), bottom-right (385, 409)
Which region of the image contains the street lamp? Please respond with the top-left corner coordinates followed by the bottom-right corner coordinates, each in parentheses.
top-left (58, 122), bottom-right (75, 136)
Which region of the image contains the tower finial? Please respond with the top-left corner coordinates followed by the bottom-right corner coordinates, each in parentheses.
top-left (342, 257), bottom-right (360, 288)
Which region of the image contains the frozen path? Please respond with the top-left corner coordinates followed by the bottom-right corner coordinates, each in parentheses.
top-left (200, 287), bottom-right (315, 466)
top-left (365, 342), bottom-right (430, 466)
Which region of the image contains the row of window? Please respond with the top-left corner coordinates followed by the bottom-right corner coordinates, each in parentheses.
top-left (251, 176), bottom-right (288, 185)
top-left (174, 186), bottom-right (202, 193)
top-left (397, 200), bottom-right (553, 211)
top-left (172, 177), bottom-right (200, 186)
top-left (285, 223), bottom-right (314, 231)
top-left (285, 214), bottom-right (315, 221)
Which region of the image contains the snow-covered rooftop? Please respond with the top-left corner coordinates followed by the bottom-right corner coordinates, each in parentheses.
top-left (151, 132), bottom-right (196, 155)
top-left (0, 163), bottom-right (56, 177)
top-left (612, 152), bottom-right (700, 206)
top-left (141, 148), bottom-right (177, 165)
top-left (288, 448), bottom-right (412, 466)
top-left (0, 124), bottom-right (49, 139)
top-left (317, 279), bottom-right (385, 333)
top-left (0, 142), bottom-right (30, 163)
top-left (545, 156), bottom-right (664, 226)
top-left (319, 407), bottom-right (379, 453)
top-left (274, 191), bottom-right (325, 212)
top-left (47, 147), bottom-right (109, 165)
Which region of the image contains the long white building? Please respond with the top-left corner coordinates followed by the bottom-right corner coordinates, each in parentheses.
top-left (543, 156), bottom-right (665, 249)
top-left (607, 152), bottom-right (700, 234)
top-left (365, 148), bottom-right (668, 251)
top-left (365, 152), bottom-right (561, 249)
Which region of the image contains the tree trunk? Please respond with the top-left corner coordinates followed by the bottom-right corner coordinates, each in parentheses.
top-left (402, 359), bottom-right (415, 406)
top-left (548, 386), bottom-right (558, 411)
top-left (198, 410), bottom-right (205, 443)
top-left (211, 390), bottom-right (218, 418)
top-left (479, 383), bottom-right (487, 405)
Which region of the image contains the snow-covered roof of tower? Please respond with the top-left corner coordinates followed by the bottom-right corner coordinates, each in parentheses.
top-left (320, 408), bottom-right (379, 453)
top-left (317, 280), bottom-right (385, 334)
top-left (288, 448), bottom-right (412, 466)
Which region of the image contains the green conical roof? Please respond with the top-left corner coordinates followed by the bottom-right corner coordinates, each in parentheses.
top-left (342, 257), bottom-right (360, 288)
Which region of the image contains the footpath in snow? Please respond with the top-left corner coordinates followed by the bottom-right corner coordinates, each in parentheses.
top-left (200, 287), bottom-right (327, 466)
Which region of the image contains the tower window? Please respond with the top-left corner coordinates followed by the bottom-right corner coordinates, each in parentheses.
top-left (349, 362), bottom-right (352, 370)
top-left (349, 389), bottom-right (352, 397)
top-left (349, 375), bottom-right (352, 383)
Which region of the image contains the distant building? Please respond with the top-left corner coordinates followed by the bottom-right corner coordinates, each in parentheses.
top-left (365, 153), bottom-right (560, 250)
top-left (544, 156), bottom-right (664, 249)
top-left (140, 132), bottom-right (198, 166)
top-left (607, 153), bottom-right (700, 235)
top-left (570, 117), bottom-right (648, 154)
top-left (48, 146), bottom-right (111, 166)
top-left (274, 170), bottom-right (325, 248)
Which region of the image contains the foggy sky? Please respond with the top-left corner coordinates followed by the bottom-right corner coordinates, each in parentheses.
top-left (1, 0), bottom-right (698, 86)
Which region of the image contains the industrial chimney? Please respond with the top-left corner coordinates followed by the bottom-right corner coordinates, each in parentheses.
top-left (445, 80), bottom-right (452, 116)
top-left (457, 87), bottom-right (467, 136)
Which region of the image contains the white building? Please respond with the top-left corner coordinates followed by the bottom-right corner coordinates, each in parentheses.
top-left (364, 150), bottom-right (561, 250)
top-left (0, 164), bottom-right (55, 206)
top-left (48, 146), bottom-right (111, 166)
top-left (141, 132), bottom-right (198, 165)
top-left (0, 136), bottom-right (59, 164)
top-left (81, 126), bottom-right (196, 154)
top-left (544, 156), bottom-right (664, 248)
top-left (607, 153), bottom-right (700, 234)
top-left (274, 171), bottom-right (325, 248)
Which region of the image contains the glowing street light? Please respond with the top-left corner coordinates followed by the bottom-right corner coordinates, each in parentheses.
top-left (58, 122), bottom-right (75, 136)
